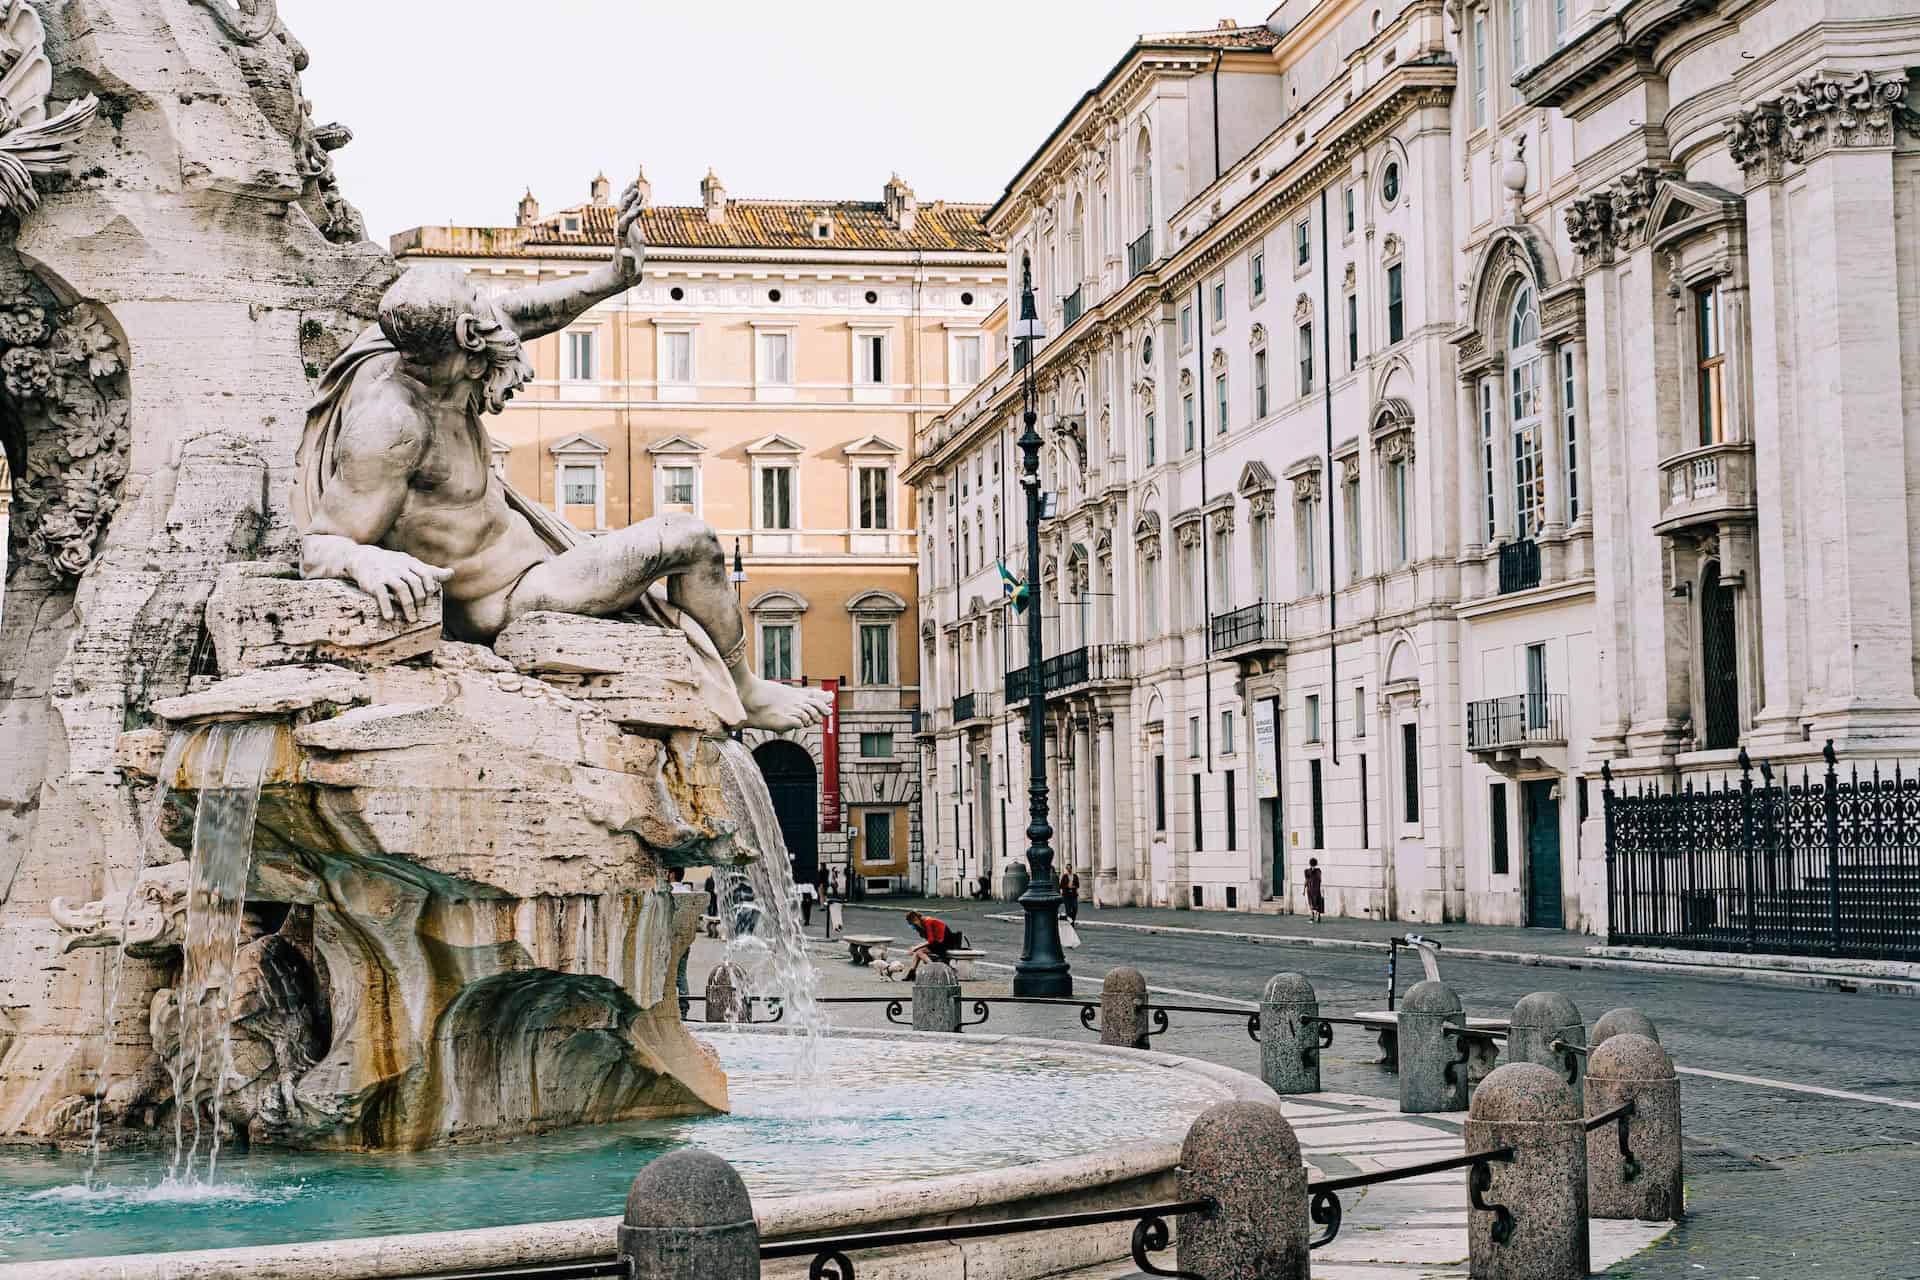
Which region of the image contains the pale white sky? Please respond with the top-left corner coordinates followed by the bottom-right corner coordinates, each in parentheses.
top-left (281, 1), bottom-right (1271, 245)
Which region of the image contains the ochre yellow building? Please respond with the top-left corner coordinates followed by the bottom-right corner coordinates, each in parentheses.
top-left (392, 170), bottom-right (1004, 893)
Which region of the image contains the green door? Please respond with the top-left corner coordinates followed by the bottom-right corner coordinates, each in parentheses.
top-left (1524, 779), bottom-right (1563, 928)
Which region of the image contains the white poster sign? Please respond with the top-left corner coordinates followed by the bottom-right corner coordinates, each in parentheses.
top-left (1253, 697), bottom-right (1279, 799)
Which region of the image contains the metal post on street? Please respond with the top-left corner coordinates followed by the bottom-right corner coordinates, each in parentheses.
top-left (1010, 262), bottom-right (1070, 997)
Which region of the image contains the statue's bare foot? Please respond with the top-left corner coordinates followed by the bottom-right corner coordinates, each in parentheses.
top-left (737, 673), bottom-right (834, 732)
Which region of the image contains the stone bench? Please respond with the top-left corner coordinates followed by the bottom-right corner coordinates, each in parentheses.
top-left (1348, 1010), bottom-right (1509, 1075)
top-left (943, 948), bottom-right (985, 980)
top-left (702, 914), bottom-right (722, 939)
top-left (842, 934), bottom-right (894, 966)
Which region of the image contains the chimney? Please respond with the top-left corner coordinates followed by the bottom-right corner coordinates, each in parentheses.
top-left (632, 164), bottom-right (651, 207)
top-left (883, 172), bottom-right (917, 233)
top-left (516, 188), bottom-right (540, 227)
top-left (590, 172), bottom-right (611, 207)
top-left (701, 168), bottom-right (726, 224)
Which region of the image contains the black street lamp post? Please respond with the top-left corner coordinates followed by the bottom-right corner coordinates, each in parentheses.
top-left (1010, 263), bottom-right (1071, 997)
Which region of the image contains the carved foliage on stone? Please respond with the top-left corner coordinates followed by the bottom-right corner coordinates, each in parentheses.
top-left (1727, 69), bottom-right (1918, 179)
top-left (5, 291), bottom-right (130, 582)
top-left (1607, 166), bottom-right (1667, 247)
top-left (0, 0), bottom-right (99, 215)
top-left (1564, 195), bottom-right (1614, 262)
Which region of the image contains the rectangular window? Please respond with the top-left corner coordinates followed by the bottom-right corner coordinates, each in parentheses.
top-left (1305, 693), bottom-right (1322, 744)
top-left (1153, 754), bottom-right (1167, 831)
top-left (1343, 474), bottom-right (1362, 583)
top-left (1472, 10), bottom-right (1488, 128)
top-left (565, 330), bottom-right (596, 382)
top-left (1211, 279), bottom-right (1227, 324)
top-left (1480, 379), bottom-right (1498, 541)
top-left (1252, 510), bottom-right (1270, 599)
top-left (1490, 782), bottom-right (1511, 874)
top-left (1344, 186), bottom-right (1356, 235)
top-left (858, 623), bottom-right (893, 685)
top-left (1215, 372), bottom-right (1229, 434)
top-left (1696, 283), bottom-right (1726, 445)
top-left (1222, 709), bottom-right (1236, 755)
top-left (1295, 219), bottom-right (1311, 266)
top-left (1354, 686), bottom-right (1368, 739)
top-left (1309, 759), bottom-right (1325, 849)
top-left (858, 466), bottom-right (889, 529)
top-left (1553, 0), bottom-right (1567, 44)
top-left (758, 331), bottom-right (792, 384)
top-left (1346, 292), bottom-right (1359, 369)
top-left (1189, 714), bottom-right (1201, 758)
top-left (1298, 322), bottom-right (1315, 395)
top-left (1513, 422), bottom-right (1544, 539)
top-left (663, 330), bottom-right (692, 383)
top-left (954, 334), bottom-right (983, 385)
top-left (760, 623), bottom-right (794, 681)
top-left (1145, 409), bottom-right (1157, 466)
top-left (561, 464), bottom-right (597, 507)
top-left (1180, 304), bottom-right (1193, 347)
top-left (1251, 251), bottom-right (1266, 299)
top-left (1360, 753), bottom-right (1370, 847)
top-left (1299, 497), bottom-right (1319, 592)
top-left (1192, 775), bottom-right (1204, 850)
top-left (1562, 347), bottom-right (1580, 521)
top-left (1509, 0), bottom-right (1529, 68)
top-left (1401, 722), bottom-right (1420, 823)
top-left (859, 732), bottom-right (894, 758)
top-left (1526, 642), bottom-right (1549, 730)
top-left (1386, 264), bottom-right (1405, 344)
top-left (858, 333), bottom-right (886, 384)
top-left (760, 466), bottom-right (793, 529)
top-left (663, 465), bottom-right (695, 505)
top-left (1254, 349), bottom-right (1270, 418)
top-left (1225, 770), bottom-right (1238, 851)
top-left (1389, 458), bottom-right (1411, 565)
top-left (1183, 392), bottom-right (1197, 452)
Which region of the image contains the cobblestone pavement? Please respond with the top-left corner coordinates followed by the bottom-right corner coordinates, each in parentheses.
top-left (797, 902), bottom-right (1920, 1278)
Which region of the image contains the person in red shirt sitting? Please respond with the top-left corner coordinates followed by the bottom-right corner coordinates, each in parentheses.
top-left (903, 911), bottom-right (966, 979)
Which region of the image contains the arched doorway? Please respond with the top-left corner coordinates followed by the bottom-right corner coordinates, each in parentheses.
top-left (1700, 560), bottom-right (1740, 749)
top-left (753, 740), bottom-right (818, 884)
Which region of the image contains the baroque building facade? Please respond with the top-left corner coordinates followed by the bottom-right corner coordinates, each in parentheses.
top-left (909, 0), bottom-right (1920, 931)
top-left (395, 173), bottom-right (1004, 895)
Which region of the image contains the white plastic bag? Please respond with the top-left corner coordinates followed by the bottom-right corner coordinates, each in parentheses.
top-left (1059, 920), bottom-right (1082, 949)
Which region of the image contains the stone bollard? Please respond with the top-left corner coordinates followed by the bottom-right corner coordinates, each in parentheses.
top-left (620, 1149), bottom-right (760, 1279)
top-left (1398, 979), bottom-right (1468, 1114)
top-left (1465, 1062), bottom-right (1588, 1280)
top-left (1586, 1033), bottom-right (1683, 1221)
top-left (1259, 973), bottom-right (1321, 1095)
top-left (1101, 965), bottom-right (1149, 1049)
top-left (1176, 1101), bottom-right (1310, 1279)
top-left (1590, 1007), bottom-right (1659, 1049)
top-left (911, 961), bottom-right (960, 1032)
top-left (1508, 991), bottom-right (1586, 1106)
top-left (705, 962), bottom-right (746, 1024)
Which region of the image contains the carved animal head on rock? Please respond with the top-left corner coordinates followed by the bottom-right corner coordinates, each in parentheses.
top-left (378, 265), bottom-right (533, 416)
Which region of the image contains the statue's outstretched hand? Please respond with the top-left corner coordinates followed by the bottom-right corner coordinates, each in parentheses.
top-left (347, 546), bottom-right (453, 623)
top-left (615, 182), bottom-right (647, 282)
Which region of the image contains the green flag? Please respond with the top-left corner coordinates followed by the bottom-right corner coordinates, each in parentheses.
top-left (997, 560), bottom-right (1029, 614)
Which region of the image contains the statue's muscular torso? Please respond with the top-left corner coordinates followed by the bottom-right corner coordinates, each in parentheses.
top-left (335, 354), bottom-right (553, 638)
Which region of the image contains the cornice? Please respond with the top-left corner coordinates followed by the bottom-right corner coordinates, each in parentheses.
top-left (1513, 0), bottom-right (1720, 113)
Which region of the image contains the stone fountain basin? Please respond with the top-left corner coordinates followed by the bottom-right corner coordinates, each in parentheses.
top-left (3, 1028), bottom-right (1278, 1280)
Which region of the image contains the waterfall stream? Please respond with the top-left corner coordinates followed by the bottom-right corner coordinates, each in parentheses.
top-left (710, 739), bottom-right (829, 1100)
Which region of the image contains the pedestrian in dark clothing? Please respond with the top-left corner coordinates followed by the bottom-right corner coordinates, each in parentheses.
top-left (668, 866), bottom-right (695, 1015)
top-left (729, 874), bottom-right (759, 937)
top-left (1305, 858), bottom-right (1325, 924)
top-left (1058, 868), bottom-right (1080, 923)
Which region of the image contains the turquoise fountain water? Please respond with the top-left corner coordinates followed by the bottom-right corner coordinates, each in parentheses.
top-left (1, 1032), bottom-right (1230, 1264)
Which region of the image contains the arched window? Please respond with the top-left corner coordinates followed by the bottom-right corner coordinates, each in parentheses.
top-left (1508, 286), bottom-right (1546, 540)
top-left (1133, 127), bottom-right (1153, 237)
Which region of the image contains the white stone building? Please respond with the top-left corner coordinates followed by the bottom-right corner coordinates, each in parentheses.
top-left (908, 0), bottom-right (1920, 932)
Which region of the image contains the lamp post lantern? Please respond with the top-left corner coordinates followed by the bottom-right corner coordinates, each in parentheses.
top-left (1010, 262), bottom-right (1071, 997)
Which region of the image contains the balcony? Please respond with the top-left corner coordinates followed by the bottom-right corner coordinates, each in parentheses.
top-left (1498, 539), bottom-right (1541, 594)
top-left (1209, 601), bottom-right (1288, 661)
top-left (1005, 644), bottom-right (1133, 704)
top-left (1061, 286), bottom-right (1084, 329)
top-left (1467, 692), bottom-right (1569, 774)
top-left (1128, 230), bottom-right (1153, 279)
top-left (951, 690), bottom-right (999, 726)
top-left (1654, 440), bottom-right (1756, 536)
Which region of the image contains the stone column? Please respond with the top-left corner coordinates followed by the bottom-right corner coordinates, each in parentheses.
top-left (1586, 1033), bottom-right (1682, 1221)
top-left (1540, 340), bottom-right (1569, 550)
top-left (620, 1149), bottom-right (760, 1280)
top-left (1259, 972), bottom-right (1321, 1094)
top-left (1578, 262), bottom-right (1631, 759)
top-left (1590, 1007), bottom-right (1658, 1049)
top-left (1397, 979), bottom-right (1467, 1114)
top-left (1101, 964), bottom-right (1149, 1049)
top-left (1073, 712), bottom-right (1094, 876)
top-left (1466, 1062), bottom-right (1589, 1279)
top-left (1097, 710), bottom-right (1119, 894)
top-left (1176, 1102), bottom-right (1310, 1280)
top-left (911, 962), bottom-right (960, 1033)
top-left (1507, 991), bottom-right (1586, 1107)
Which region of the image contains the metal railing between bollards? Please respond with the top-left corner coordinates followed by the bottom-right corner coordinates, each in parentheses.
top-left (1306, 1146), bottom-right (1516, 1250)
top-left (760, 1196), bottom-right (1219, 1280)
top-left (1582, 1098), bottom-right (1641, 1182)
top-left (684, 994), bottom-right (786, 1024)
top-left (808, 994), bottom-right (1257, 1038)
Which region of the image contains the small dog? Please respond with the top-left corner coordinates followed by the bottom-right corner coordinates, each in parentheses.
top-left (874, 957), bottom-right (910, 982)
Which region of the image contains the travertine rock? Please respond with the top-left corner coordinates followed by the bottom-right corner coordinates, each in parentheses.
top-left (496, 611), bottom-right (690, 675)
top-left (206, 562), bottom-right (441, 670)
top-left (150, 664), bottom-right (370, 722)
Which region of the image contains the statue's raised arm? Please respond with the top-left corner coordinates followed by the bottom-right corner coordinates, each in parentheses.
top-left (493, 181), bottom-right (647, 342)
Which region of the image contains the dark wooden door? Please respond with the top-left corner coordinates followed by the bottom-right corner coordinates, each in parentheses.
top-left (1524, 779), bottom-right (1563, 928)
top-left (1701, 561), bottom-right (1740, 749)
top-left (753, 740), bottom-right (818, 884)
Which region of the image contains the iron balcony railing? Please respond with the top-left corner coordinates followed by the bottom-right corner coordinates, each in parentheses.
top-left (1498, 538), bottom-right (1541, 593)
top-left (1210, 601), bottom-right (1287, 655)
top-left (1061, 285), bottom-right (1084, 328)
top-left (951, 690), bottom-right (999, 724)
top-left (1011, 338), bottom-right (1030, 373)
top-left (1466, 692), bottom-right (1568, 751)
top-left (1005, 644), bottom-right (1133, 704)
top-left (951, 692), bottom-right (977, 724)
top-left (1604, 744), bottom-right (1920, 962)
top-left (1127, 229), bottom-right (1153, 278)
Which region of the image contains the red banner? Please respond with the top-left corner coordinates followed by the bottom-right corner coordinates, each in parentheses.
top-left (819, 678), bottom-right (841, 832)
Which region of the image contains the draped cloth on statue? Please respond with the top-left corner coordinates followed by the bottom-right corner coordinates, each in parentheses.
top-left (295, 327), bottom-right (749, 727)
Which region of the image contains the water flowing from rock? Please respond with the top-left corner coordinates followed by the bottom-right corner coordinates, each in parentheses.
top-left (84, 730), bottom-right (193, 1186)
top-left (168, 721), bottom-right (279, 1185)
top-left (710, 738), bottom-right (828, 1097)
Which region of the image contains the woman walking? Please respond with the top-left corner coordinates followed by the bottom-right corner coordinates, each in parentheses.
top-left (1304, 858), bottom-right (1325, 924)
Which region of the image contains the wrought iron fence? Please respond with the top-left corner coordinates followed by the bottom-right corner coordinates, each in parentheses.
top-left (1497, 538), bottom-right (1540, 593)
top-left (1006, 644), bottom-right (1133, 703)
top-left (1209, 601), bottom-right (1287, 654)
top-left (1466, 692), bottom-right (1567, 750)
top-left (1604, 743), bottom-right (1920, 961)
